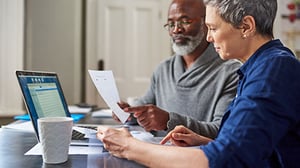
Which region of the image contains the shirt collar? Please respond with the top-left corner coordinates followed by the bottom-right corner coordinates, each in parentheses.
top-left (238, 39), bottom-right (281, 78)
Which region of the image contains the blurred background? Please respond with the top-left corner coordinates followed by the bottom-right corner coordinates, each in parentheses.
top-left (0, 0), bottom-right (299, 119)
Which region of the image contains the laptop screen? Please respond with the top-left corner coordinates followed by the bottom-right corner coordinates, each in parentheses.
top-left (16, 71), bottom-right (71, 140)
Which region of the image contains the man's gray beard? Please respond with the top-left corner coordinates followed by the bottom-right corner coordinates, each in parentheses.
top-left (172, 29), bottom-right (205, 56)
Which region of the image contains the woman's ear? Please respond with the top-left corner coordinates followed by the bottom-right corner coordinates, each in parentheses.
top-left (240, 15), bottom-right (255, 38)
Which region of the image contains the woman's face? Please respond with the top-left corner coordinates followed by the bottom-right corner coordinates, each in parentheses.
top-left (205, 6), bottom-right (247, 61)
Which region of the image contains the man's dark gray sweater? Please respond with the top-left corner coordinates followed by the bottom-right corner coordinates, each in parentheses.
top-left (135, 44), bottom-right (241, 139)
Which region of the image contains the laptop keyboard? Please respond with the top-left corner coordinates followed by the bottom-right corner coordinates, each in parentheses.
top-left (72, 130), bottom-right (86, 140)
top-left (72, 126), bottom-right (97, 140)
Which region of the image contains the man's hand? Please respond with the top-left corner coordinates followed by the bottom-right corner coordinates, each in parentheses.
top-left (160, 125), bottom-right (212, 147)
top-left (112, 101), bottom-right (130, 122)
top-left (124, 104), bottom-right (169, 132)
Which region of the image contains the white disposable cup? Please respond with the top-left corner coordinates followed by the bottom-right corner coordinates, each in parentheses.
top-left (38, 117), bottom-right (73, 164)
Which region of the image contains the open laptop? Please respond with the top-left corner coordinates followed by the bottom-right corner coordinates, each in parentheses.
top-left (15, 70), bottom-right (101, 146)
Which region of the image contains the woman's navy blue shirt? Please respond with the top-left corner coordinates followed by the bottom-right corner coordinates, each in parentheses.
top-left (201, 39), bottom-right (300, 168)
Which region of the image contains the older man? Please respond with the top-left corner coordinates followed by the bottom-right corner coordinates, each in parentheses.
top-left (114, 0), bottom-right (241, 139)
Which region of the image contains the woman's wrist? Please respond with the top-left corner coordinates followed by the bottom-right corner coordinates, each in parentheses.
top-left (124, 136), bottom-right (138, 160)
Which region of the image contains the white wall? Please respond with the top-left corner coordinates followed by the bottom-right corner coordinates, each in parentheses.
top-left (0, 0), bottom-right (83, 117)
top-left (25, 0), bottom-right (83, 105)
top-left (85, 0), bottom-right (172, 107)
top-left (0, 0), bottom-right (25, 116)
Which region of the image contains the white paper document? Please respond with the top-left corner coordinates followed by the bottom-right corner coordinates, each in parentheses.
top-left (25, 143), bottom-right (103, 155)
top-left (23, 125), bottom-right (171, 156)
top-left (88, 70), bottom-right (130, 123)
top-left (2, 121), bottom-right (34, 133)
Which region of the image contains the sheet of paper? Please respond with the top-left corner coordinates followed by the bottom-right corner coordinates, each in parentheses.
top-left (2, 121), bottom-right (34, 133)
top-left (25, 143), bottom-right (103, 155)
top-left (88, 70), bottom-right (130, 123)
top-left (24, 125), bottom-right (172, 156)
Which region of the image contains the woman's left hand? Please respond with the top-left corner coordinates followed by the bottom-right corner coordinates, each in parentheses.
top-left (160, 125), bottom-right (212, 147)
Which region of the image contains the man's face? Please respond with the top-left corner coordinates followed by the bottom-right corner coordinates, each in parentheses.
top-left (166, 0), bottom-right (207, 56)
top-left (172, 20), bottom-right (205, 56)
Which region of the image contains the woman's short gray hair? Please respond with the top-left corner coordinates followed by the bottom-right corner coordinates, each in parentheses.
top-left (203, 0), bottom-right (277, 38)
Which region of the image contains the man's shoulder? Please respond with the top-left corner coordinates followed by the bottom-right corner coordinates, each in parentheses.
top-left (208, 58), bottom-right (242, 79)
top-left (161, 54), bottom-right (177, 63)
top-left (155, 55), bottom-right (177, 68)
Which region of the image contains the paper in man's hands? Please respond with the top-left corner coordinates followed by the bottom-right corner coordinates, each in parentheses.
top-left (88, 70), bottom-right (130, 123)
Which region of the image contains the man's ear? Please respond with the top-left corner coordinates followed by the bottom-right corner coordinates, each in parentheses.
top-left (240, 15), bottom-right (256, 38)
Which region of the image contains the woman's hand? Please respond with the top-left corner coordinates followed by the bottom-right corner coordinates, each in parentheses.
top-left (160, 125), bottom-right (212, 147)
top-left (97, 126), bottom-right (134, 158)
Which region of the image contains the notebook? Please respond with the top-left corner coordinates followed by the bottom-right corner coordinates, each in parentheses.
top-left (15, 70), bottom-right (101, 146)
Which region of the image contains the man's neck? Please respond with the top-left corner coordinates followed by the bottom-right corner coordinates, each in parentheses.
top-left (182, 42), bottom-right (209, 69)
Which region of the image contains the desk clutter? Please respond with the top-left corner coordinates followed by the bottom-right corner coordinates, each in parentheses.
top-left (0, 127), bottom-right (146, 167)
top-left (14, 114), bottom-right (85, 122)
top-left (13, 105), bottom-right (111, 122)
